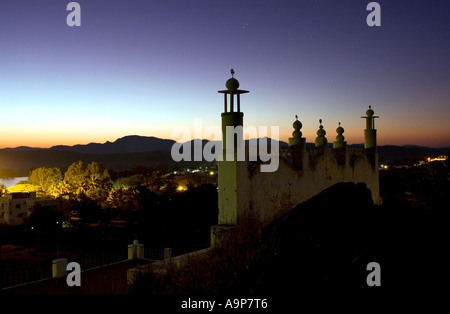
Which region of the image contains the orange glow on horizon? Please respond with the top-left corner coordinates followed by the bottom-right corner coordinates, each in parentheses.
top-left (0, 122), bottom-right (449, 149)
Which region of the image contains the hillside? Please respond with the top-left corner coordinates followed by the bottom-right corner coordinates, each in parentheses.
top-left (49, 135), bottom-right (176, 155)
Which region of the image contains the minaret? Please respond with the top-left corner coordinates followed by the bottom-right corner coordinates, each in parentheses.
top-left (216, 70), bottom-right (249, 226)
top-left (217, 69), bottom-right (249, 160)
top-left (361, 106), bottom-right (379, 149)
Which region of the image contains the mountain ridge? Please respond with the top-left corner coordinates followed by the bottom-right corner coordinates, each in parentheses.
top-left (48, 135), bottom-right (176, 155)
top-left (0, 135), bottom-right (448, 177)
top-left (3, 135), bottom-right (449, 154)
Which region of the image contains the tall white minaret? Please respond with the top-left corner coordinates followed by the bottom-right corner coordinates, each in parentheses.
top-left (217, 69), bottom-right (249, 225)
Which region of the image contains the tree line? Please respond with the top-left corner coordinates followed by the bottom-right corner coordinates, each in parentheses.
top-left (23, 161), bottom-right (112, 204)
top-left (11, 161), bottom-right (216, 223)
top-left (17, 161), bottom-right (218, 253)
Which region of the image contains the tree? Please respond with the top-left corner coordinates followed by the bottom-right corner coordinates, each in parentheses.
top-left (108, 187), bottom-right (136, 212)
top-left (70, 196), bottom-right (103, 224)
top-left (115, 174), bottom-right (146, 190)
top-left (64, 161), bottom-right (87, 197)
top-left (28, 167), bottom-right (62, 196)
top-left (51, 180), bottom-right (71, 197)
top-left (0, 183), bottom-right (7, 196)
top-left (62, 161), bottom-right (112, 205)
top-left (85, 162), bottom-right (109, 187)
top-left (84, 162), bottom-right (111, 204)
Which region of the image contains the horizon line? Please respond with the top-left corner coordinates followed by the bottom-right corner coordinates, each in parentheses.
top-left (1, 134), bottom-right (449, 150)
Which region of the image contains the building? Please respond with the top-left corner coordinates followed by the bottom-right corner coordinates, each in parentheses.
top-left (0, 192), bottom-right (61, 225)
top-left (211, 71), bottom-right (381, 245)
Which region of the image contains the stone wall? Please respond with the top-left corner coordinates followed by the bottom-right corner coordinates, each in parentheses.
top-left (218, 146), bottom-right (380, 229)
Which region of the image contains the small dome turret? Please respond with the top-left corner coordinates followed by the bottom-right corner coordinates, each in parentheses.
top-left (336, 122), bottom-right (344, 141)
top-left (333, 122), bottom-right (347, 149)
top-left (292, 115), bottom-right (303, 138)
top-left (315, 119), bottom-right (328, 147)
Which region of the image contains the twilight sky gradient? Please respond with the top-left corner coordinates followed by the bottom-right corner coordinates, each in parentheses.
top-left (0, 0), bottom-right (449, 148)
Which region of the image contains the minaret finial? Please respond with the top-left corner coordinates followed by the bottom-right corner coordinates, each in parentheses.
top-left (295, 115), bottom-right (298, 120)
top-left (230, 68), bottom-right (235, 78)
top-left (319, 118), bottom-right (322, 125)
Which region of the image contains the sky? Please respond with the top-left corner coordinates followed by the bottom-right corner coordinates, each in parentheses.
top-left (0, 0), bottom-right (449, 148)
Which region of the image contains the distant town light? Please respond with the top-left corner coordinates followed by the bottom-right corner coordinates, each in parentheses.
top-left (209, 171), bottom-right (214, 176)
top-left (427, 156), bottom-right (447, 162)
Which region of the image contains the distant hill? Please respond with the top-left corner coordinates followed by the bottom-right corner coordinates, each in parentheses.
top-left (2, 146), bottom-right (43, 152)
top-left (48, 136), bottom-right (289, 154)
top-left (49, 135), bottom-right (176, 154)
top-left (0, 135), bottom-right (448, 176)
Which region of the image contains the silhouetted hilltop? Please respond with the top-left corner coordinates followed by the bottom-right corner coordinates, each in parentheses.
top-left (3, 135), bottom-right (447, 160)
top-left (2, 146), bottom-right (43, 152)
top-left (50, 135), bottom-right (176, 154)
top-left (48, 136), bottom-right (288, 155)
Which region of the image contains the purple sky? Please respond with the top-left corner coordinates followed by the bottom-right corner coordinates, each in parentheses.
top-left (0, 0), bottom-right (449, 148)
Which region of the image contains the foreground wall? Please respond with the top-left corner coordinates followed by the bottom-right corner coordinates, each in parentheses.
top-left (218, 146), bottom-right (380, 229)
